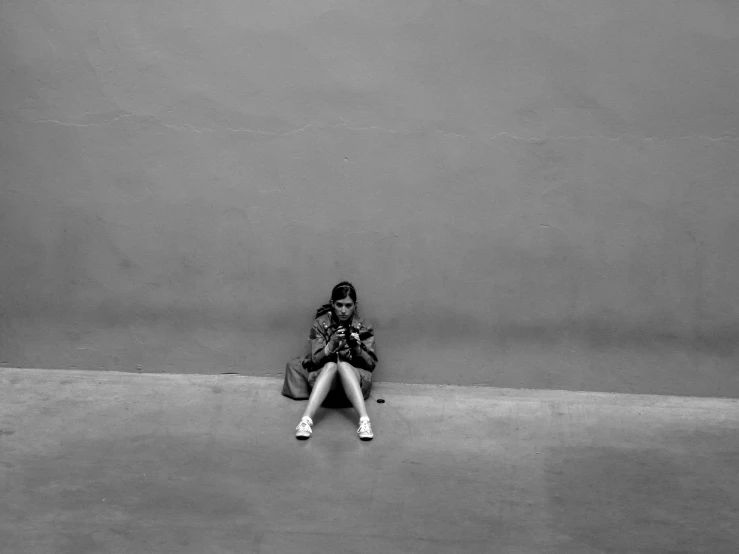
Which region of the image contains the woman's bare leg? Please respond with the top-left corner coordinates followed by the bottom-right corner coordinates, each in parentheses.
top-left (337, 361), bottom-right (369, 420)
top-left (301, 362), bottom-right (338, 421)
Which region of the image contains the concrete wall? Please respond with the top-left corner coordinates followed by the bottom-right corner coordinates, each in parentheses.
top-left (1, 0), bottom-right (738, 396)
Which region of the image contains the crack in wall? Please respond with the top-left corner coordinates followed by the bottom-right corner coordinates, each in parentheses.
top-left (29, 114), bottom-right (739, 143)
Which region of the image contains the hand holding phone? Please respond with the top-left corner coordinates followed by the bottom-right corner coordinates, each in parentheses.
top-left (327, 327), bottom-right (346, 353)
top-left (345, 327), bottom-right (361, 349)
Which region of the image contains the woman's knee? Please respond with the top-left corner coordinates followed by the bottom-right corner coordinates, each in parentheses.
top-left (320, 361), bottom-right (338, 374)
top-left (337, 361), bottom-right (358, 381)
top-left (314, 362), bottom-right (338, 384)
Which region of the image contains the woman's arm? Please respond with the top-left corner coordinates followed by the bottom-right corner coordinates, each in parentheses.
top-left (350, 324), bottom-right (378, 372)
top-left (309, 319), bottom-right (332, 369)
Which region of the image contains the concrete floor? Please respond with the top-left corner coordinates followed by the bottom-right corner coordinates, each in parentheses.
top-left (1, 368), bottom-right (738, 553)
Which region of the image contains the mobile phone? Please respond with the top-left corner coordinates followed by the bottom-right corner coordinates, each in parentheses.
top-left (344, 326), bottom-right (359, 346)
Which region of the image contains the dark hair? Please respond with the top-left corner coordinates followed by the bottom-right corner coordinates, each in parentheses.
top-left (331, 281), bottom-right (357, 303)
top-left (315, 281), bottom-right (358, 318)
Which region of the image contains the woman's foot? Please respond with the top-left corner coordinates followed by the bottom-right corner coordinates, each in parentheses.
top-left (357, 417), bottom-right (373, 441)
top-left (296, 416), bottom-right (313, 440)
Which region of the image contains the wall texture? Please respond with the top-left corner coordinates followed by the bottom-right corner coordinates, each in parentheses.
top-left (1, 0), bottom-right (738, 396)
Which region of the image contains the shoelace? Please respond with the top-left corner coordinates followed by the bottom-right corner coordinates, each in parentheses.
top-left (358, 421), bottom-right (372, 434)
top-left (297, 420), bottom-right (312, 432)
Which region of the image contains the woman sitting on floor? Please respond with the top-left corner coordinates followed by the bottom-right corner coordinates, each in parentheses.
top-left (282, 281), bottom-right (378, 441)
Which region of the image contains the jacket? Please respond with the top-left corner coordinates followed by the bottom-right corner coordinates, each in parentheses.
top-left (304, 312), bottom-right (378, 372)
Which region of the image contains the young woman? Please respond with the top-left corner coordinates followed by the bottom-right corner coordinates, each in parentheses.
top-left (281, 281), bottom-right (378, 441)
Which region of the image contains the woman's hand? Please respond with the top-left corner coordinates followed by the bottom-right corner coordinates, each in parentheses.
top-left (347, 331), bottom-right (361, 351)
top-left (325, 328), bottom-right (346, 354)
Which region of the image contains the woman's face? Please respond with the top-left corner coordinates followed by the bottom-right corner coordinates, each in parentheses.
top-left (332, 295), bottom-right (355, 322)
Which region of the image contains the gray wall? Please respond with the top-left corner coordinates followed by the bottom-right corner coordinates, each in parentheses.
top-left (1, 0), bottom-right (738, 396)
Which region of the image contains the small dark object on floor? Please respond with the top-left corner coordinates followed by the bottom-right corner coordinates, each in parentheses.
top-left (377, 398), bottom-right (385, 403)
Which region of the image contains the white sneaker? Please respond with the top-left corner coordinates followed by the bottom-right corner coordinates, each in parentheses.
top-left (296, 417), bottom-right (312, 440)
top-left (357, 417), bottom-right (373, 441)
